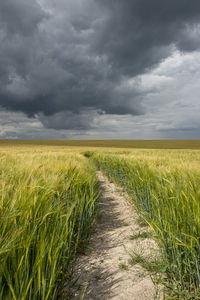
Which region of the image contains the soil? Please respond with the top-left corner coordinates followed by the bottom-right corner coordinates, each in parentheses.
top-left (67, 171), bottom-right (162, 300)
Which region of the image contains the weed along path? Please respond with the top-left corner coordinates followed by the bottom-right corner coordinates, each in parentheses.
top-left (70, 171), bottom-right (161, 300)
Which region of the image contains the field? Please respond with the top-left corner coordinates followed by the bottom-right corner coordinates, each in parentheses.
top-left (0, 141), bottom-right (200, 299)
top-left (0, 147), bottom-right (98, 299)
top-left (91, 149), bottom-right (200, 298)
top-left (0, 139), bottom-right (200, 149)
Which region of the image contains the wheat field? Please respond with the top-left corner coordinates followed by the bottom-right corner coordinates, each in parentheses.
top-left (0, 147), bottom-right (98, 299)
top-left (0, 142), bottom-right (200, 299)
top-left (91, 149), bottom-right (200, 298)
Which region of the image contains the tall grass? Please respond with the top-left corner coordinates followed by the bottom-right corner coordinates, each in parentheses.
top-left (91, 151), bottom-right (200, 298)
top-left (0, 150), bottom-right (98, 299)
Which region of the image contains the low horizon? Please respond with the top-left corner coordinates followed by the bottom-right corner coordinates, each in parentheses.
top-left (1, 139), bottom-right (200, 150)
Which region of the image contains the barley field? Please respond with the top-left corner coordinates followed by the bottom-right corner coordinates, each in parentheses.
top-left (91, 149), bottom-right (200, 298)
top-left (0, 147), bottom-right (98, 299)
top-left (0, 141), bottom-right (200, 299)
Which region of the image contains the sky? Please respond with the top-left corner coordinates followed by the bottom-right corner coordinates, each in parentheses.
top-left (0, 0), bottom-right (200, 139)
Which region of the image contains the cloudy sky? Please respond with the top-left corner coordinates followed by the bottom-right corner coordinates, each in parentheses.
top-left (0, 0), bottom-right (200, 139)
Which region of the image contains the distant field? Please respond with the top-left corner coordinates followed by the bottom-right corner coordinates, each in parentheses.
top-left (0, 139), bottom-right (200, 149)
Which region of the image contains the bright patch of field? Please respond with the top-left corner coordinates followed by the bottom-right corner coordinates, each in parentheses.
top-left (0, 147), bottom-right (98, 299)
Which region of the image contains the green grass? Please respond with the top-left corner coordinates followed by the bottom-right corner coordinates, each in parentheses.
top-left (119, 263), bottom-right (129, 270)
top-left (136, 216), bottom-right (149, 227)
top-left (129, 231), bottom-right (152, 240)
top-left (128, 252), bottom-right (165, 274)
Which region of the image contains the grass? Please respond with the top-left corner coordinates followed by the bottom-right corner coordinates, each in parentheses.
top-left (119, 263), bottom-right (129, 270)
top-left (0, 148), bottom-right (98, 299)
top-left (136, 216), bottom-right (149, 227)
top-left (128, 252), bottom-right (165, 274)
top-left (91, 149), bottom-right (200, 298)
top-left (129, 231), bottom-right (152, 240)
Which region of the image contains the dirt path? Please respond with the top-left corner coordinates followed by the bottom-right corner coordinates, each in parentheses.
top-left (69, 171), bottom-right (161, 300)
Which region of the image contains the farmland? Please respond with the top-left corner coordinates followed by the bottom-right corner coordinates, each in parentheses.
top-left (91, 149), bottom-right (200, 298)
top-left (0, 148), bottom-right (98, 299)
top-left (0, 141), bottom-right (200, 299)
top-left (0, 139), bottom-right (200, 149)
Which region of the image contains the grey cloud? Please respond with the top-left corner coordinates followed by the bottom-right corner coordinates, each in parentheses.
top-left (0, 0), bottom-right (46, 35)
top-left (95, 0), bottom-right (200, 76)
top-left (38, 110), bottom-right (99, 130)
top-left (0, 0), bottom-right (200, 131)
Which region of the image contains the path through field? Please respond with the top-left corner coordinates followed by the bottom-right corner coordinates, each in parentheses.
top-left (69, 171), bottom-right (161, 300)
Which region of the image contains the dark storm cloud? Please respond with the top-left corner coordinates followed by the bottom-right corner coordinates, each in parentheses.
top-left (0, 0), bottom-right (200, 130)
top-left (0, 0), bottom-right (46, 35)
top-left (95, 0), bottom-right (200, 76)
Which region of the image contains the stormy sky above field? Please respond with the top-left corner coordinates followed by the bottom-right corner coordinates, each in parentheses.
top-left (0, 0), bottom-right (200, 139)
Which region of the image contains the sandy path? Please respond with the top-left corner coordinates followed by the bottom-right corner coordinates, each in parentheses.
top-left (69, 171), bottom-right (161, 300)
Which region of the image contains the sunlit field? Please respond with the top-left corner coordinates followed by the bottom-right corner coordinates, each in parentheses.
top-left (0, 141), bottom-right (200, 299)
